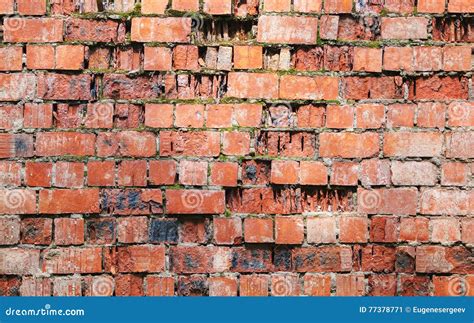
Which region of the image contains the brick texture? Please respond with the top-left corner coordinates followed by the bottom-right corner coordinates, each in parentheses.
top-left (0, 0), bottom-right (472, 297)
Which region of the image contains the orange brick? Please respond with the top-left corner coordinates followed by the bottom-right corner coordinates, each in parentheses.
top-left (299, 161), bottom-right (328, 185)
top-left (204, 0), bottom-right (232, 14)
top-left (257, 16), bottom-right (318, 44)
top-left (324, 0), bottom-right (353, 12)
top-left (441, 162), bottom-right (468, 186)
top-left (303, 274), bottom-right (331, 296)
top-left (294, 0), bottom-right (322, 12)
top-left (383, 47), bottom-right (414, 72)
top-left (443, 46), bottom-right (472, 71)
top-left (209, 276), bottom-right (238, 296)
top-left (448, 0), bottom-right (474, 12)
top-left (417, 102), bottom-right (445, 129)
top-left (280, 75), bottom-right (339, 100)
top-left (326, 105), bottom-right (354, 128)
top-left (356, 104), bottom-right (385, 129)
top-left (206, 104), bottom-right (233, 128)
top-left (244, 218), bottom-right (273, 243)
top-left (339, 216), bottom-right (368, 243)
top-left (387, 104), bottom-right (415, 128)
top-left (399, 217), bottom-right (429, 242)
top-left (381, 17), bottom-right (428, 40)
top-left (418, 0), bottom-right (445, 12)
top-left (271, 160), bottom-right (299, 184)
top-left (175, 104), bottom-right (205, 128)
top-left (0, 47), bottom-right (22, 71)
top-left (210, 162), bottom-right (238, 187)
top-left (17, 0), bottom-right (47, 15)
top-left (145, 104), bottom-right (174, 128)
top-left (353, 47), bottom-right (382, 72)
top-left (264, 0), bottom-right (291, 12)
top-left (179, 160), bottom-right (208, 186)
top-left (430, 218), bottom-right (460, 243)
top-left (331, 162), bottom-right (359, 186)
top-left (307, 217), bottom-right (337, 243)
top-left (222, 131), bottom-right (250, 156)
top-left (172, 0), bottom-right (200, 11)
top-left (214, 217), bottom-right (242, 245)
top-left (0, 0), bottom-right (14, 14)
top-left (234, 46), bottom-right (263, 69)
top-left (142, 0), bottom-right (168, 14)
top-left (240, 275), bottom-right (269, 296)
top-left (275, 216), bottom-right (304, 244)
top-left (26, 45), bottom-right (55, 69)
top-left (149, 160), bottom-right (177, 185)
top-left (144, 47), bottom-right (172, 71)
top-left (54, 218), bottom-right (84, 245)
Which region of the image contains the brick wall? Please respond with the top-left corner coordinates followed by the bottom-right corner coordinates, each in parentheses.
top-left (0, 0), bottom-right (473, 297)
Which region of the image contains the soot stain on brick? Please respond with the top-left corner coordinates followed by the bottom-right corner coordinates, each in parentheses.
top-left (14, 137), bottom-right (28, 154)
top-left (274, 247), bottom-right (291, 271)
top-left (149, 219), bottom-right (179, 243)
top-left (245, 165), bottom-right (257, 181)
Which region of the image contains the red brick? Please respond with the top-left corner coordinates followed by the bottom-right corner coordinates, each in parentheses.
top-left (171, 246), bottom-right (231, 273)
top-left (240, 275), bottom-right (269, 296)
top-left (36, 132), bottom-right (95, 157)
top-left (271, 160), bottom-right (299, 184)
top-left (409, 76), bottom-right (469, 100)
top-left (391, 161), bottom-right (437, 186)
top-left (141, 0), bottom-right (168, 14)
top-left (430, 218), bottom-right (460, 244)
top-left (206, 104), bottom-right (232, 128)
top-left (343, 76), bottom-right (404, 100)
top-left (131, 17), bottom-right (191, 42)
top-left (144, 46), bottom-right (172, 71)
top-left (234, 46), bottom-right (263, 69)
top-left (173, 45), bottom-right (199, 70)
top-left (65, 19), bottom-right (122, 42)
top-left (331, 162), bottom-right (358, 186)
top-left (292, 246), bottom-right (352, 272)
top-left (214, 217), bottom-right (242, 245)
top-left (280, 75), bottom-right (338, 100)
top-left (271, 273), bottom-right (300, 296)
top-left (179, 160), bottom-right (208, 185)
top-left (244, 218), bottom-right (274, 243)
top-left (0, 47), bottom-right (22, 71)
top-left (160, 131), bottom-right (220, 157)
top-left (179, 218), bottom-right (208, 244)
top-left (0, 161), bottom-right (21, 186)
top-left (325, 0), bottom-right (353, 12)
top-left (461, 219), bottom-right (474, 244)
top-left (97, 131), bottom-right (156, 157)
top-left (0, 189), bottom-right (36, 215)
top-left (0, 248), bottom-right (40, 275)
top-left (204, 0), bottom-right (232, 14)
top-left (257, 16), bottom-right (318, 44)
top-left (175, 104), bottom-right (205, 128)
top-left (340, 216), bottom-right (368, 243)
top-left (233, 104), bottom-right (263, 127)
top-left (118, 160), bottom-right (147, 187)
top-left (370, 216), bottom-right (399, 243)
top-left (145, 276), bottom-right (174, 296)
top-left (418, 0), bottom-right (445, 12)
top-left (441, 162), bottom-right (468, 186)
top-left (84, 103), bottom-right (114, 129)
top-left (39, 189), bottom-right (99, 214)
top-left (209, 276), bottom-right (238, 296)
top-left (37, 73), bottom-right (92, 100)
top-left (413, 46), bottom-right (443, 71)
top-left (303, 274), bottom-right (331, 296)
top-left (0, 216), bottom-right (20, 245)
top-left (172, 0), bottom-right (200, 11)
top-left (299, 161), bottom-right (328, 185)
top-left (118, 217), bottom-right (149, 243)
top-left (448, 102), bottom-right (474, 127)
top-left (0, 74), bottom-right (36, 101)
top-left (353, 47), bottom-right (382, 72)
top-left (384, 132), bottom-right (443, 157)
top-left (222, 131), bottom-right (250, 156)
top-left (55, 45), bottom-right (84, 70)
top-left (356, 104), bottom-right (384, 129)
top-left (116, 245), bottom-right (165, 273)
top-left (149, 160), bottom-right (177, 185)
top-left (307, 217), bottom-right (337, 244)
top-left (416, 246), bottom-right (473, 273)
top-left (448, 0), bottom-right (474, 12)
top-left (417, 102), bottom-right (445, 129)
top-left (20, 277), bottom-right (51, 296)
top-left (0, 0), bottom-right (14, 13)
top-left (227, 72), bottom-right (279, 99)
top-left (387, 104), bottom-right (415, 128)
top-left (0, 105), bottom-right (22, 130)
top-left (420, 188), bottom-right (472, 216)
top-left (368, 274), bottom-right (397, 296)
top-left (166, 189), bottom-right (225, 214)
top-left (87, 161), bottom-right (115, 186)
top-left (43, 247), bottom-right (102, 274)
top-left (326, 105), bottom-right (354, 129)
top-left (4, 18), bottom-right (63, 42)
top-left (54, 218), bottom-right (84, 246)
top-left (52, 276), bottom-right (82, 296)
top-left (275, 216), bottom-right (304, 244)
top-left (25, 162), bottom-right (51, 187)
top-left (115, 274), bottom-right (144, 296)
top-left (23, 103), bottom-right (53, 129)
top-left (381, 17), bottom-right (428, 40)
top-left (21, 219), bottom-right (51, 245)
top-left (399, 217), bottom-right (429, 242)
top-left (383, 47), bottom-right (414, 72)
top-left (336, 274), bottom-right (365, 296)
top-left (145, 104), bottom-right (173, 128)
top-left (54, 161), bottom-right (84, 188)
top-left (446, 132), bottom-right (474, 159)
top-left (210, 162), bottom-right (238, 187)
top-left (360, 159), bottom-right (391, 186)
top-left (319, 133), bottom-right (379, 158)
top-left (294, 0), bottom-right (322, 12)
top-left (433, 276), bottom-right (470, 296)
top-left (358, 188), bottom-right (418, 215)
top-left (319, 15), bottom-right (339, 40)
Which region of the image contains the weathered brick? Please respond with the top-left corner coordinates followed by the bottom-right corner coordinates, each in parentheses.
top-left (131, 17), bottom-right (191, 42)
top-left (166, 190), bottom-right (225, 214)
top-left (257, 16), bottom-right (318, 44)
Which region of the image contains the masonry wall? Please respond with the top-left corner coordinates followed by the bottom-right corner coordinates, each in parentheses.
top-left (0, 0), bottom-right (473, 297)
